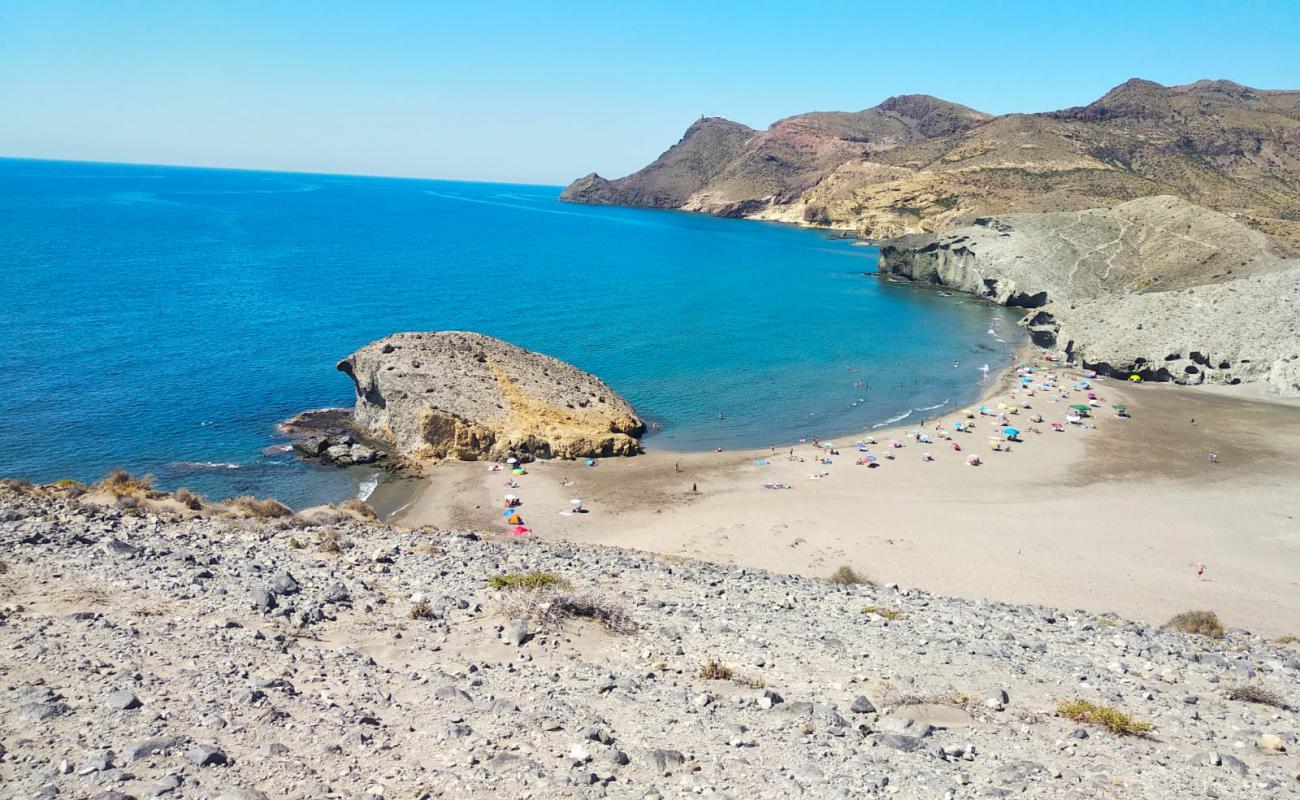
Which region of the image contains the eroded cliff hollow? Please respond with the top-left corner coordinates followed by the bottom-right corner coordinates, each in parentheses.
top-left (878, 197), bottom-right (1300, 395)
top-left (337, 332), bottom-right (644, 461)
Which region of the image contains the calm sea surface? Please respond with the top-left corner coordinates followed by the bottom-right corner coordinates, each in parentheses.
top-left (0, 159), bottom-right (1023, 507)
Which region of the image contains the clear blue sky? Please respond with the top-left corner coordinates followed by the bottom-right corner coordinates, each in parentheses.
top-left (2, 1), bottom-right (1297, 185)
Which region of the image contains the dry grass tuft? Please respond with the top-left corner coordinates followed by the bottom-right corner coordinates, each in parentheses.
top-left (698, 659), bottom-right (734, 681)
top-left (1226, 684), bottom-right (1285, 708)
top-left (225, 495), bottom-right (293, 519)
top-left (828, 565), bottom-right (873, 586)
top-left (1274, 634), bottom-right (1300, 645)
top-left (1057, 699), bottom-right (1153, 736)
top-left (96, 469), bottom-right (157, 499)
top-left (0, 560), bottom-right (8, 575)
top-left (409, 601), bottom-right (434, 620)
top-left (173, 487), bottom-right (203, 510)
top-left (1164, 610), bottom-right (1224, 639)
top-left (488, 570), bottom-right (568, 591)
top-left (497, 587), bottom-right (636, 634)
top-left (0, 477), bottom-right (34, 493)
top-left (412, 543), bottom-right (442, 555)
top-left (339, 498), bottom-right (376, 519)
top-left (317, 529), bottom-right (345, 554)
top-left (862, 605), bottom-right (905, 620)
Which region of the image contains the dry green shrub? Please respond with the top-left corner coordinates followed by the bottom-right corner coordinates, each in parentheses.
top-left (1275, 634), bottom-right (1300, 645)
top-left (173, 487), bottom-right (203, 510)
top-left (287, 538), bottom-right (304, 550)
top-left (1057, 699), bottom-right (1153, 736)
top-left (1164, 610), bottom-right (1224, 639)
top-left (698, 659), bottom-right (734, 681)
top-left (96, 470), bottom-right (156, 498)
top-left (225, 495), bottom-right (293, 518)
top-left (409, 601), bottom-right (433, 620)
top-left (488, 570), bottom-right (568, 591)
top-left (1226, 684), bottom-right (1284, 708)
top-left (828, 565), bottom-right (873, 586)
top-left (0, 477), bottom-right (34, 492)
top-left (0, 560), bottom-right (9, 575)
top-left (339, 498), bottom-right (376, 519)
top-left (52, 478), bottom-right (88, 496)
top-left (498, 587), bottom-right (636, 634)
top-left (412, 543), bottom-right (442, 555)
top-left (732, 674), bottom-right (766, 689)
top-left (317, 529), bottom-right (345, 554)
top-left (862, 605), bottom-right (905, 620)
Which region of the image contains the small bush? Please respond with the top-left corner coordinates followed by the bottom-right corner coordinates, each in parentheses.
top-left (828, 565), bottom-right (871, 586)
top-left (862, 605), bottom-right (905, 620)
top-left (339, 498), bottom-right (376, 519)
top-left (0, 560), bottom-right (8, 575)
top-left (1226, 685), bottom-right (1284, 708)
top-left (226, 495), bottom-right (293, 518)
top-left (497, 588), bottom-right (636, 634)
top-left (173, 487), bottom-right (203, 510)
top-left (287, 538), bottom-right (304, 550)
top-left (317, 529), bottom-right (344, 554)
top-left (409, 601), bottom-right (433, 620)
top-left (1275, 634), bottom-right (1299, 645)
top-left (1056, 699), bottom-right (1153, 736)
top-left (1164, 610), bottom-right (1224, 639)
top-left (698, 659), bottom-right (734, 681)
top-left (488, 571), bottom-right (567, 591)
top-left (97, 470), bottom-right (155, 498)
top-left (412, 543), bottom-right (442, 555)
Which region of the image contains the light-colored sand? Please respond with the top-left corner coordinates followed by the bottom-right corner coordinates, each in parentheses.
top-left (398, 363), bottom-right (1300, 637)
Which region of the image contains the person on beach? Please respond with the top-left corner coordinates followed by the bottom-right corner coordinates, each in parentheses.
top-left (1208, 451), bottom-right (1218, 463)
top-left (691, 482), bottom-right (697, 493)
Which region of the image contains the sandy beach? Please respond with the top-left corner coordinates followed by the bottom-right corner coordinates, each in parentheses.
top-left (395, 360), bottom-right (1300, 637)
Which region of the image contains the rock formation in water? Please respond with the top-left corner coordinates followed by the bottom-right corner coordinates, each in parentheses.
top-left (336, 331), bottom-right (644, 461)
top-left (877, 197), bottom-right (1300, 394)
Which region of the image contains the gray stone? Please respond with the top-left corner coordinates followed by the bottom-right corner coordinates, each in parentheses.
top-left (124, 736), bottom-right (183, 762)
top-left (269, 572), bottom-right (299, 595)
top-left (503, 619), bottom-right (529, 646)
top-left (186, 744), bottom-right (229, 767)
top-left (106, 690), bottom-right (141, 711)
top-left (850, 695), bottom-right (877, 714)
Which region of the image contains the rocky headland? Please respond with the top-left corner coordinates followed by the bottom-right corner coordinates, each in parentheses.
top-left (562, 78), bottom-right (1300, 396)
top-left (336, 332), bottom-right (644, 463)
top-left (877, 197), bottom-right (1300, 394)
top-left (1, 482), bottom-right (1298, 799)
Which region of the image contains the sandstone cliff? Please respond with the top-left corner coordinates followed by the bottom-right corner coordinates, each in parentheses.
top-left (337, 332), bottom-right (644, 461)
top-left (878, 197), bottom-right (1300, 394)
top-left (562, 79), bottom-right (1300, 250)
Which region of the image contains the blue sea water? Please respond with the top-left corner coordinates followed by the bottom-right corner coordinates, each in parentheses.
top-left (0, 158), bottom-right (1023, 507)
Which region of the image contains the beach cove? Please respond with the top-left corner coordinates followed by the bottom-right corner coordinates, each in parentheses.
top-left (393, 360), bottom-right (1300, 637)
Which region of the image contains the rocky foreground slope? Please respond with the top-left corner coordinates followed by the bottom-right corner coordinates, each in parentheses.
top-left (336, 332), bottom-right (643, 462)
top-left (2, 485), bottom-right (1297, 799)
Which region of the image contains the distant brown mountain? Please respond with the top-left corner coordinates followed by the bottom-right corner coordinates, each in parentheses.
top-left (562, 79), bottom-right (1300, 253)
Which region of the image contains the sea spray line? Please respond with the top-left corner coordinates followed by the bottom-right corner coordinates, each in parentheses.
top-left (357, 471), bottom-right (382, 502)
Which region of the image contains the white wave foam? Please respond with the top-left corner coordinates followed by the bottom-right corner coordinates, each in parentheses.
top-left (987, 328), bottom-right (1008, 344)
top-left (357, 471), bottom-right (381, 502)
top-left (171, 461), bottom-right (240, 470)
top-left (915, 398), bottom-right (950, 412)
top-left (871, 409), bottom-right (912, 429)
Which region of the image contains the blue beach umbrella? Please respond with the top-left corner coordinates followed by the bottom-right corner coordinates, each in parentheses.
top-left (1003, 427), bottom-right (1020, 437)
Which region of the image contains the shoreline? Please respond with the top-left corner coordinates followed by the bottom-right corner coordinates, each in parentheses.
top-left (394, 357), bottom-right (1300, 637)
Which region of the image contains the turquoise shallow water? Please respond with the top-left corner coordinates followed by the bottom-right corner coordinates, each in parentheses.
top-left (0, 158), bottom-right (1022, 507)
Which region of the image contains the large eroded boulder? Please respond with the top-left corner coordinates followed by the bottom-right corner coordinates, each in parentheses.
top-left (337, 332), bottom-right (644, 461)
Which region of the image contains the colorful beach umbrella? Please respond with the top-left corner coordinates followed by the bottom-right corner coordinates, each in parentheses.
top-left (1070, 404), bottom-right (1090, 412)
top-left (1003, 428), bottom-right (1020, 436)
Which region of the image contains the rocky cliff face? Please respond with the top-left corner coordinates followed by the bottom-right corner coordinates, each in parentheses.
top-left (562, 79), bottom-right (1300, 251)
top-left (878, 197), bottom-right (1300, 395)
top-left (337, 332), bottom-right (644, 461)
